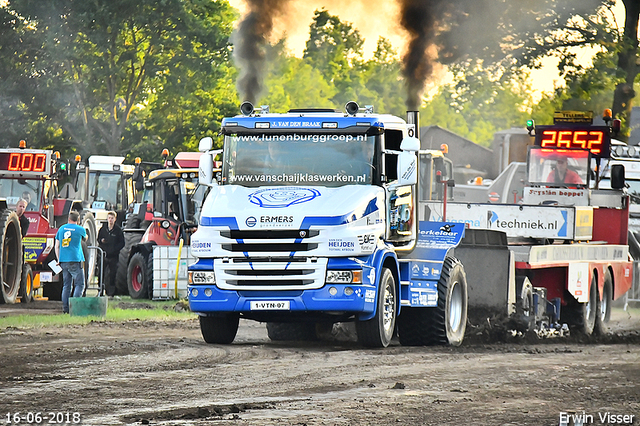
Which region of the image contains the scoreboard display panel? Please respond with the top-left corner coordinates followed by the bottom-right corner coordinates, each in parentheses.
top-left (0, 150), bottom-right (52, 176)
top-left (534, 125), bottom-right (611, 159)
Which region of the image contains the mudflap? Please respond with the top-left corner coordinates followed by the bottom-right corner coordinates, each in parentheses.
top-left (454, 228), bottom-right (513, 326)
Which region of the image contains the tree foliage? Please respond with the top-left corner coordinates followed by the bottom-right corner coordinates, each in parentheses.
top-left (0, 0), bottom-right (235, 160)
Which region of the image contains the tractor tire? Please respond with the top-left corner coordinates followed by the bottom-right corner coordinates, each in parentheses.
top-left (199, 314), bottom-right (239, 344)
top-left (397, 257), bottom-right (468, 346)
top-left (563, 274), bottom-right (598, 336)
top-left (127, 252), bottom-right (153, 299)
top-left (0, 209), bottom-right (22, 304)
top-left (116, 229), bottom-right (144, 295)
top-left (356, 267), bottom-right (397, 348)
top-left (20, 264), bottom-right (34, 303)
top-left (79, 211), bottom-right (98, 287)
top-left (595, 270), bottom-right (613, 335)
top-left (266, 322), bottom-right (319, 341)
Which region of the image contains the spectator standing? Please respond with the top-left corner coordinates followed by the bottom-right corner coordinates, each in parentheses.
top-left (55, 211), bottom-right (87, 314)
top-left (15, 198), bottom-right (30, 238)
top-left (98, 211), bottom-right (125, 297)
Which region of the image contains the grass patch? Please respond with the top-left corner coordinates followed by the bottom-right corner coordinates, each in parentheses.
top-left (0, 298), bottom-right (196, 330)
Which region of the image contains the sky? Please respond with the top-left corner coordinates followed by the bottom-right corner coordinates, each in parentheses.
top-left (228, 0), bottom-right (627, 101)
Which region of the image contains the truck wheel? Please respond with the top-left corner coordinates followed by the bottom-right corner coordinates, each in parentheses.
top-left (595, 270), bottom-right (613, 335)
top-left (79, 211), bottom-right (98, 286)
top-left (200, 314), bottom-right (239, 344)
top-left (20, 264), bottom-right (34, 303)
top-left (127, 252), bottom-right (152, 299)
top-left (0, 210), bottom-right (22, 304)
top-left (356, 267), bottom-right (396, 348)
top-left (397, 257), bottom-right (467, 346)
top-left (565, 274), bottom-right (597, 336)
top-left (266, 322), bottom-right (318, 341)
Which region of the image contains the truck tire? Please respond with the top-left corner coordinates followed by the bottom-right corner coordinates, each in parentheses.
top-left (127, 252), bottom-right (153, 299)
top-left (116, 230), bottom-right (144, 295)
top-left (79, 211), bottom-right (98, 286)
top-left (595, 270), bottom-right (613, 335)
top-left (397, 257), bottom-right (468, 346)
top-left (0, 210), bottom-right (22, 304)
top-left (266, 322), bottom-right (318, 341)
top-left (356, 267), bottom-right (396, 348)
top-left (200, 314), bottom-right (239, 344)
top-left (564, 274), bottom-right (597, 336)
top-left (20, 264), bottom-right (34, 303)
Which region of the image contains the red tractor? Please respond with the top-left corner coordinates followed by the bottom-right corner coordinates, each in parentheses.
top-left (0, 143), bottom-right (98, 301)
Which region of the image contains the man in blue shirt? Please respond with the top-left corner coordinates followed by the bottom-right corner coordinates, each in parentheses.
top-left (55, 211), bottom-right (87, 314)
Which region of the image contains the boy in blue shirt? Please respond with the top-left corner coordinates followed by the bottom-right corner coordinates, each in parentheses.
top-left (55, 211), bottom-right (87, 314)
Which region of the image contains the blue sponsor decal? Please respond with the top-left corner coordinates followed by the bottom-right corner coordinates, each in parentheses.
top-left (249, 187), bottom-right (320, 208)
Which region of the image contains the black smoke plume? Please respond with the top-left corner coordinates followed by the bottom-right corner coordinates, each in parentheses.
top-left (399, 0), bottom-right (456, 110)
top-left (233, 0), bottom-right (288, 104)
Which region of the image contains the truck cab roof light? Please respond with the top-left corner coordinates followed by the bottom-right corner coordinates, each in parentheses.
top-left (162, 148), bottom-right (169, 158)
top-left (135, 157), bottom-right (141, 164)
top-left (255, 122), bottom-right (270, 129)
top-left (603, 108), bottom-right (612, 122)
top-left (440, 144), bottom-right (449, 154)
top-left (322, 122), bottom-right (338, 129)
top-left (19, 140), bottom-right (26, 148)
top-left (54, 151), bottom-right (61, 159)
top-left (75, 155), bottom-right (82, 162)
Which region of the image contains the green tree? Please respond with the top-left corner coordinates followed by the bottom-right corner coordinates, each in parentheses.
top-left (0, 0), bottom-right (235, 159)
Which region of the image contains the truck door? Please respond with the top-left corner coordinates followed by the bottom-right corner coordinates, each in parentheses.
top-left (384, 129), bottom-right (417, 247)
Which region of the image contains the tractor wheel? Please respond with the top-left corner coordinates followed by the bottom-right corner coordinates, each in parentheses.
top-left (20, 264), bottom-right (34, 303)
top-left (595, 270), bottom-right (613, 335)
top-left (127, 252), bottom-right (153, 299)
top-left (79, 211), bottom-right (98, 287)
top-left (116, 229), bottom-right (144, 295)
top-left (564, 274), bottom-right (598, 336)
top-left (199, 314), bottom-right (239, 344)
top-left (0, 209), bottom-right (22, 304)
top-left (356, 267), bottom-right (397, 348)
top-left (398, 257), bottom-right (467, 346)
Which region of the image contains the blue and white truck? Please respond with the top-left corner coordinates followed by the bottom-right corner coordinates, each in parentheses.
top-left (188, 104), bottom-right (633, 347)
top-left (188, 102), bottom-right (469, 347)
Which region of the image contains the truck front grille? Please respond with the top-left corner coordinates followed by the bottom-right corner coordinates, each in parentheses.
top-left (213, 257), bottom-right (328, 291)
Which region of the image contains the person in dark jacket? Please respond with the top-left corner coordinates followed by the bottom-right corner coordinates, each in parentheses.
top-left (98, 211), bottom-right (125, 296)
top-left (16, 198), bottom-right (30, 238)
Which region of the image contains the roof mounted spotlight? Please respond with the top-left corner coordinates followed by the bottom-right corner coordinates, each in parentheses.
top-left (603, 108), bottom-right (612, 125)
top-left (364, 105), bottom-right (374, 114)
top-left (240, 101), bottom-right (254, 116)
top-left (345, 101), bottom-right (359, 116)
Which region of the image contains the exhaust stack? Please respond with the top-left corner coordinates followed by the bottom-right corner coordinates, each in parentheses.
top-left (406, 111), bottom-right (420, 139)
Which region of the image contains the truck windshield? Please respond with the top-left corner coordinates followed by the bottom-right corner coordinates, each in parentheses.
top-left (222, 134), bottom-right (376, 187)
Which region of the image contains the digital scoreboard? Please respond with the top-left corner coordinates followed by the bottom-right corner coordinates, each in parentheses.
top-left (0, 150), bottom-right (52, 176)
top-left (534, 125), bottom-right (611, 158)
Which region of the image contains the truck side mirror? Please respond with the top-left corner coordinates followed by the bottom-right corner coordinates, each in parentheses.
top-left (611, 164), bottom-right (625, 189)
top-left (199, 137), bottom-right (213, 152)
top-left (395, 151), bottom-right (418, 186)
top-left (199, 153), bottom-right (216, 187)
top-left (400, 136), bottom-right (420, 152)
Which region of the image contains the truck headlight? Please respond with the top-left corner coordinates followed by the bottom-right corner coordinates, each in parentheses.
top-left (189, 271), bottom-right (216, 284)
top-left (326, 270), bottom-right (362, 284)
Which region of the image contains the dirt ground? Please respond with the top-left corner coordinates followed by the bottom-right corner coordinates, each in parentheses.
top-left (0, 301), bottom-right (639, 426)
